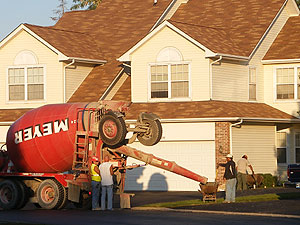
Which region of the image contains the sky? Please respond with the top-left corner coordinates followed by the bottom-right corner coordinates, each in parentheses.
top-left (0, 0), bottom-right (75, 41)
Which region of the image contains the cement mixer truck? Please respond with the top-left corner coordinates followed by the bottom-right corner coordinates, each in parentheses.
top-left (0, 101), bottom-right (207, 210)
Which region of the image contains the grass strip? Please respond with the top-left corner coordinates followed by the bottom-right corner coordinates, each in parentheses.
top-left (141, 192), bottom-right (300, 208)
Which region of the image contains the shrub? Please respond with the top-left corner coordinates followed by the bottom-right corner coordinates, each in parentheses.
top-left (261, 173), bottom-right (278, 187)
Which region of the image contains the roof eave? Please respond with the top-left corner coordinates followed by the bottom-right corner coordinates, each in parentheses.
top-left (59, 57), bottom-right (107, 65)
top-left (262, 58), bottom-right (300, 65)
top-left (126, 117), bottom-right (300, 124)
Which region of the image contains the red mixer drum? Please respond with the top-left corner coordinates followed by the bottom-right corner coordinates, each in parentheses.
top-left (6, 101), bottom-right (130, 173)
top-left (6, 103), bottom-right (89, 173)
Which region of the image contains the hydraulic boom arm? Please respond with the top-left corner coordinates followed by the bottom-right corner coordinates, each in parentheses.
top-left (111, 145), bottom-right (208, 184)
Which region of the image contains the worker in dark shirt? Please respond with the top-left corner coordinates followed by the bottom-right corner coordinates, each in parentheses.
top-left (218, 154), bottom-right (237, 203)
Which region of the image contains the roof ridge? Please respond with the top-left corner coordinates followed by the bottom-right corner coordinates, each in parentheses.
top-left (24, 23), bottom-right (90, 35)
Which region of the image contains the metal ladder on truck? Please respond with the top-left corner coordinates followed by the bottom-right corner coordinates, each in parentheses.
top-left (72, 108), bottom-right (99, 175)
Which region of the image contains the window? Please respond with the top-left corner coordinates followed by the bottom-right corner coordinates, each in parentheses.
top-left (249, 67), bottom-right (256, 101)
top-left (275, 67), bottom-right (300, 100)
top-left (295, 133), bottom-right (300, 163)
top-left (276, 132), bottom-right (287, 164)
top-left (8, 66), bottom-right (44, 101)
top-left (150, 47), bottom-right (189, 100)
top-left (150, 64), bottom-right (189, 98)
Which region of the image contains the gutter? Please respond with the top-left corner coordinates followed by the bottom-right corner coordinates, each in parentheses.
top-left (62, 57), bottom-right (107, 65)
top-left (63, 59), bottom-right (75, 103)
top-left (230, 119), bottom-right (243, 154)
top-left (126, 117), bottom-right (300, 124)
top-left (0, 122), bottom-right (13, 126)
top-left (209, 56), bottom-right (222, 99)
top-left (262, 58), bottom-right (300, 65)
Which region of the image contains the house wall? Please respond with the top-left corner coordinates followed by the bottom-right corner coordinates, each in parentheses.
top-left (212, 2), bottom-right (292, 103)
top-left (0, 30), bottom-right (63, 108)
top-left (264, 63), bottom-right (300, 117)
top-left (65, 63), bottom-right (93, 101)
top-left (131, 26), bottom-right (210, 103)
top-left (232, 124), bottom-right (277, 175)
top-left (212, 61), bottom-right (248, 101)
top-left (0, 125), bottom-right (9, 146)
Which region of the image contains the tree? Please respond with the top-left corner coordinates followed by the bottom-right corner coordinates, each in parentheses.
top-left (296, 0), bottom-right (300, 9)
top-left (71, 0), bottom-right (102, 10)
top-left (51, 0), bottom-right (68, 21)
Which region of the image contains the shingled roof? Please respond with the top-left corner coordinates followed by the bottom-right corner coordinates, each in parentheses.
top-left (125, 100), bottom-right (298, 121)
top-left (24, 24), bottom-right (104, 61)
top-left (263, 16), bottom-right (300, 60)
top-left (168, 0), bottom-right (286, 57)
top-left (1, 100), bottom-right (297, 124)
top-left (65, 0), bottom-right (173, 102)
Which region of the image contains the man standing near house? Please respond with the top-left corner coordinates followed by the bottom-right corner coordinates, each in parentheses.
top-left (90, 156), bottom-right (101, 211)
top-left (99, 155), bottom-right (114, 210)
top-left (236, 155), bottom-right (254, 191)
top-left (218, 154), bottom-right (237, 203)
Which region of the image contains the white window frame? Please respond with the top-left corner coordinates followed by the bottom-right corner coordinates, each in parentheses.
top-left (248, 66), bottom-right (257, 102)
top-left (295, 132), bottom-right (300, 164)
top-left (6, 65), bottom-right (46, 103)
top-left (273, 66), bottom-right (300, 102)
top-left (276, 132), bottom-right (288, 165)
top-left (148, 61), bottom-right (191, 102)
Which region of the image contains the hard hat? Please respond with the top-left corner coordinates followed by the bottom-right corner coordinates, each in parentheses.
top-left (226, 154), bottom-right (233, 158)
top-left (92, 156), bottom-right (99, 162)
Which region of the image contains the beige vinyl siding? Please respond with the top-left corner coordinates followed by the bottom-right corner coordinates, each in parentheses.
top-left (131, 26), bottom-right (210, 103)
top-left (232, 125), bottom-right (277, 175)
top-left (250, 4), bottom-right (290, 103)
top-left (264, 63), bottom-right (300, 117)
top-left (0, 30), bottom-right (63, 108)
top-left (212, 61), bottom-right (248, 101)
top-left (0, 125), bottom-right (10, 145)
top-left (65, 63), bottom-right (93, 101)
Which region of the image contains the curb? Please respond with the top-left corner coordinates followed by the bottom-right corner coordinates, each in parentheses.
top-left (131, 207), bottom-right (300, 219)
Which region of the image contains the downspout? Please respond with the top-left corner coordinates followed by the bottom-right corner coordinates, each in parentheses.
top-left (209, 56), bottom-right (222, 100)
top-left (230, 119), bottom-right (243, 154)
top-left (63, 59), bottom-right (75, 103)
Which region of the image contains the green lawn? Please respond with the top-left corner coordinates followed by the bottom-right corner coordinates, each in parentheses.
top-left (141, 192), bottom-right (300, 208)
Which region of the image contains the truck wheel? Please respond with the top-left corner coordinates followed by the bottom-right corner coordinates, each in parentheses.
top-left (57, 186), bottom-right (68, 209)
top-left (137, 119), bottom-right (162, 146)
top-left (37, 179), bottom-right (64, 209)
top-left (15, 180), bottom-right (29, 209)
top-left (0, 180), bottom-right (21, 210)
top-left (99, 111), bottom-right (127, 147)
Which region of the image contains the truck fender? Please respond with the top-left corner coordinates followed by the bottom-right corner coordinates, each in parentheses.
top-left (138, 112), bottom-right (160, 122)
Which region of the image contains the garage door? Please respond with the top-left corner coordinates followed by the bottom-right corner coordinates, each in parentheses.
top-left (124, 141), bottom-right (215, 191)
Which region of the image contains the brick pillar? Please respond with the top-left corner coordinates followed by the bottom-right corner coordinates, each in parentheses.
top-left (215, 122), bottom-right (231, 185)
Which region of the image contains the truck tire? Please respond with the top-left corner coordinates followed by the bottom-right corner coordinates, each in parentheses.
top-left (0, 180), bottom-right (21, 210)
top-left (137, 119), bottom-right (162, 146)
top-left (37, 179), bottom-right (65, 210)
top-left (15, 180), bottom-right (29, 209)
top-left (57, 186), bottom-right (68, 209)
top-left (99, 111), bottom-right (127, 147)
